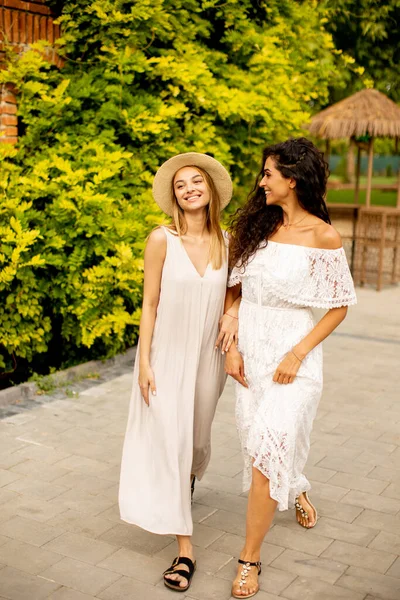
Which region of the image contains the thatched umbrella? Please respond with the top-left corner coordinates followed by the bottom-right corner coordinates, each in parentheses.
top-left (308, 89), bottom-right (400, 208)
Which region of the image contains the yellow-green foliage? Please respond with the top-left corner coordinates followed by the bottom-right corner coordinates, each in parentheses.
top-left (0, 138), bottom-right (163, 372)
top-left (0, 0), bottom-right (356, 379)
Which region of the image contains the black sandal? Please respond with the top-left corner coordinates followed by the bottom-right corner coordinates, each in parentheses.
top-left (163, 556), bottom-right (196, 593)
top-left (232, 559), bottom-right (262, 599)
top-left (191, 475), bottom-right (196, 503)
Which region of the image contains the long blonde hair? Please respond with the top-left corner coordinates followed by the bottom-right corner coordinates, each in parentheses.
top-left (171, 166), bottom-right (226, 270)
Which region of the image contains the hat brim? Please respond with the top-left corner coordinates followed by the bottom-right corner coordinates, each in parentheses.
top-left (152, 152), bottom-right (233, 217)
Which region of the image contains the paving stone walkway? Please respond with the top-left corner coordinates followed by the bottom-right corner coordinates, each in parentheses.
top-left (0, 287), bottom-right (399, 600)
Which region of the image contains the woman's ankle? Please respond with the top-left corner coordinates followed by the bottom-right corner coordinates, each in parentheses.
top-left (177, 543), bottom-right (194, 559)
top-left (239, 547), bottom-right (261, 563)
top-left (176, 532), bottom-right (194, 560)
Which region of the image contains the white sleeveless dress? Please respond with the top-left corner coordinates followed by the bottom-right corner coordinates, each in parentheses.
top-left (228, 241), bottom-right (357, 511)
top-left (119, 227), bottom-right (227, 535)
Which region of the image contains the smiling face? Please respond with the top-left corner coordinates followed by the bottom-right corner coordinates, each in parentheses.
top-left (173, 166), bottom-right (211, 213)
top-left (259, 156), bottom-right (295, 206)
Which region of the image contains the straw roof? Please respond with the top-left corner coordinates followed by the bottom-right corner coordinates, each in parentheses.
top-left (308, 89), bottom-right (400, 139)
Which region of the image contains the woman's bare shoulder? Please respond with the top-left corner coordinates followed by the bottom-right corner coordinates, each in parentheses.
top-left (146, 227), bottom-right (167, 256)
top-left (313, 222), bottom-right (342, 250)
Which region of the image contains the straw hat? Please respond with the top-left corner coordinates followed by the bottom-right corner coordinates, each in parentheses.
top-left (152, 152), bottom-right (233, 216)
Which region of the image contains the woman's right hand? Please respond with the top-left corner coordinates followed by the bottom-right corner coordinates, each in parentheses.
top-left (138, 363), bottom-right (156, 406)
top-left (225, 345), bottom-right (248, 388)
top-left (215, 313), bottom-right (239, 354)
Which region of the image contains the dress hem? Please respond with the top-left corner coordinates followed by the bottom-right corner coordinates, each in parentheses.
top-left (119, 515), bottom-right (193, 537)
top-left (244, 454), bottom-right (311, 512)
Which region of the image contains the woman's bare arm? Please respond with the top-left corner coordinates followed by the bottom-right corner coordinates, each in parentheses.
top-left (224, 284), bottom-right (241, 313)
top-left (273, 307), bottom-right (347, 384)
top-left (295, 307), bottom-right (347, 359)
top-left (138, 228), bottom-right (166, 404)
top-left (216, 284), bottom-right (241, 351)
top-left (274, 227), bottom-right (349, 384)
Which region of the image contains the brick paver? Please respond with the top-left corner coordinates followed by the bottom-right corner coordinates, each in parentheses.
top-left (0, 287), bottom-right (399, 599)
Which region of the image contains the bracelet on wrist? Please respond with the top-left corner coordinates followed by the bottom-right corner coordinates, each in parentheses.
top-left (225, 312), bottom-right (238, 320)
top-left (291, 349), bottom-right (303, 362)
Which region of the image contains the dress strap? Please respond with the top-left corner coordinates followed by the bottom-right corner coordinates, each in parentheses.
top-left (160, 226), bottom-right (183, 266)
top-left (161, 225), bottom-right (179, 237)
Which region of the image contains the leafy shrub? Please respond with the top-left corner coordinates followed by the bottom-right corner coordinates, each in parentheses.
top-left (0, 0), bottom-right (352, 385)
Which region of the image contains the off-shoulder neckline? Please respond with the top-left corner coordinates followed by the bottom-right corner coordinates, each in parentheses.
top-left (267, 240), bottom-right (344, 252)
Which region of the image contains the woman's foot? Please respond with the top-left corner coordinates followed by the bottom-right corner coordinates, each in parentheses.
top-left (295, 492), bottom-right (318, 528)
top-left (163, 555), bottom-right (196, 591)
top-left (231, 558), bottom-right (261, 598)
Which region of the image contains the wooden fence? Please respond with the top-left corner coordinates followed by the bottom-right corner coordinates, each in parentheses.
top-left (328, 204), bottom-right (400, 290)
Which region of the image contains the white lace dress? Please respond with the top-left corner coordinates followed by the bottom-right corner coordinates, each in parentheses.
top-left (228, 241), bottom-right (357, 510)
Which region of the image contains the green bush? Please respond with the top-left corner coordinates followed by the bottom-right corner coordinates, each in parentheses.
top-left (0, 0), bottom-right (353, 384)
top-left (0, 135), bottom-right (163, 379)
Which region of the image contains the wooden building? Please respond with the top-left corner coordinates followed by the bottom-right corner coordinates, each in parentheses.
top-left (309, 89), bottom-right (400, 290)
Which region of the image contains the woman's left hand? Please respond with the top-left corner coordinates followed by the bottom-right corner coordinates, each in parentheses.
top-left (273, 351), bottom-right (302, 384)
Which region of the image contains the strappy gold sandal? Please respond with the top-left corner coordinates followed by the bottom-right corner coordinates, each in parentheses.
top-left (295, 491), bottom-right (318, 529)
top-left (231, 559), bottom-right (262, 599)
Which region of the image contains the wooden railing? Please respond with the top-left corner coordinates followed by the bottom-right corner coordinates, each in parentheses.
top-left (328, 204), bottom-right (400, 290)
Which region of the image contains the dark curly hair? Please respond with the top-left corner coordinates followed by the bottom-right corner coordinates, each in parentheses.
top-left (229, 137), bottom-right (331, 268)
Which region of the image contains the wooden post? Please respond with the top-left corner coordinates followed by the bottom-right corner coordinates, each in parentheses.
top-left (394, 135), bottom-right (399, 282)
top-left (377, 213), bottom-right (387, 291)
top-left (350, 207), bottom-right (359, 275)
top-left (325, 139), bottom-right (331, 163)
top-left (347, 138), bottom-right (355, 183)
top-left (397, 155), bottom-right (400, 209)
top-left (360, 212), bottom-right (368, 286)
top-left (392, 214), bottom-right (399, 284)
top-left (325, 139), bottom-right (330, 202)
top-left (365, 137), bottom-right (374, 208)
top-left (354, 146), bottom-right (361, 204)
top-left (360, 242), bottom-right (367, 286)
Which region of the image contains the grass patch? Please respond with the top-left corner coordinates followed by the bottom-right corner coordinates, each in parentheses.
top-left (327, 190), bottom-right (397, 207)
top-left (28, 370), bottom-right (100, 396)
top-left (329, 176), bottom-right (398, 185)
top-left (29, 373), bottom-right (57, 395)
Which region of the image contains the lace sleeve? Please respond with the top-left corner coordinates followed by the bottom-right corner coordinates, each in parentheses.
top-left (306, 247), bottom-right (357, 308)
top-left (228, 264), bottom-right (243, 287)
top-left (263, 245), bottom-right (357, 309)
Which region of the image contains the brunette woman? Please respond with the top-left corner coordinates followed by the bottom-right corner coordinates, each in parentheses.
top-left (223, 138), bottom-right (356, 598)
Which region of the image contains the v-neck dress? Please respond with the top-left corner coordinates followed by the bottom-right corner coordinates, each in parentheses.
top-left (119, 227), bottom-right (228, 535)
top-left (228, 241), bottom-right (357, 511)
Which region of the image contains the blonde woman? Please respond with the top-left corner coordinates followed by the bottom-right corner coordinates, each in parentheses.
top-left (119, 153), bottom-right (234, 593)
